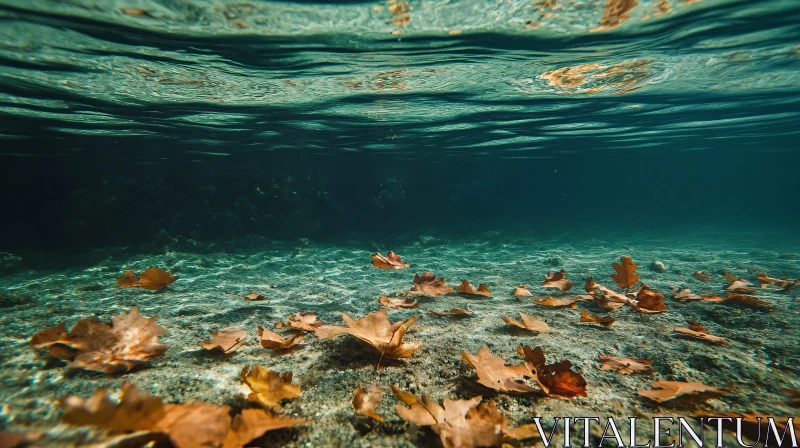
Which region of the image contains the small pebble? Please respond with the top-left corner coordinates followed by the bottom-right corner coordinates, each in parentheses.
top-left (650, 260), bottom-right (667, 273)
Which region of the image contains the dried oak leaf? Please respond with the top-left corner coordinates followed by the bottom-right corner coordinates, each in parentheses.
top-left (352, 383), bottom-right (385, 423)
top-left (257, 326), bottom-right (304, 351)
top-left (692, 270), bottom-right (712, 281)
top-left (275, 312), bottom-right (322, 332)
top-left (611, 256), bottom-right (640, 289)
top-left (725, 279), bottom-right (757, 294)
top-left (461, 346), bottom-right (538, 393)
top-left (541, 270), bottom-right (573, 292)
top-left (503, 312), bottom-right (552, 333)
top-left (535, 296), bottom-right (576, 308)
top-left (699, 292), bottom-right (726, 303)
top-left (673, 326), bottom-right (729, 345)
top-left (584, 276), bottom-right (636, 311)
top-left (409, 272), bottom-right (454, 296)
top-left (635, 287), bottom-right (667, 313)
top-left (391, 386), bottom-right (540, 448)
top-left (222, 408), bottom-right (310, 448)
top-left (726, 293), bottom-right (772, 308)
top-left (456, 280), bottom-right (492, 297)
top-left (240, 365), bottom-right (301, 408)
top-left (371, 251), bottom-right (410, 269)
top-left (430, 307), bottom-right (471, 316)
top-left (513, 285), bottom-right (533, 297)
top-left (672, 288), bottom-right (701, 302)
top-left (579, 310), bottom-right (615, 327)
top-left (225, 290), bottom-right (270, 301)
top-left (201, 329), bottom-right (248, 354)
top-left (379, 295), bottom-right (419, 309)
top-left (117, 267), bottom-right (178, 291)
top-left (637, 380), bottom-right (722, 403)
top-left (518, 345), bottom-right (587, 398)
top-left (314, 309), bottom-right (421, 360)
top-left (30, 306), bottom-right (168, 374)
top-left (597, 354), bottom-right (653, 375)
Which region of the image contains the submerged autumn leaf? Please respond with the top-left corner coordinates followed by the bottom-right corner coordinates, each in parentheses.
top-left (225, 290), bottom-right (270, 301)
top-left (430, 307), bottom-right (471, 316)
top-left (379, 295), bottom-right (420, 309)
top-left (371, 251), bottom-right (410, 269)
top-left (257, 326), bottom-right (304, 351)
top-left (726, 293), bottom-right (772, 308)
top-left (201, 329), bottom-right (248, 354)
top-left (673, 322), bottom-right (729, 345)
top-left (315, 309), bottom-right (421, 362)
top-left (535, 296), bottom-right (576, 308)
top-left (541, 270), bottom-right (573, 292)
top-left (461, 346), bottom-right (537, 393)
top-left (611, 256), bottom-right (641, 289)
top-left (579, 310), bottom-right (615, 327)
top-left (638, 380), bottom-right (722, 403)
top-left (117, 267), bottom-right (178, 291)
top-left (519, 345), bottom-right (588, 398)
top-left (584, 276), bottom-right (636, 311)
top-left (635, 287), bottom-right (667, 313)
top-left (409, 271), bottom-right (454, 296)
top-left (513, 285), bottom-right (533, 297)
top-left (597, 354), bottom-right (653, 375)
top-left (240, 365), bottom-right (301, 408)
top-left (456, 280), bottom-right (492, 297)
top-left (502, 312), bottom-right (552, 333)
top-left (671, 287), bottom-right (701, 302)
top-left (30, 306), bottom-right (168, 374)
top-left (352, 383), bottom-right (385, 423)
top-left (275, 312), bottom-right (323, 332)
top-left (391, 386), bottom-right (540, 448)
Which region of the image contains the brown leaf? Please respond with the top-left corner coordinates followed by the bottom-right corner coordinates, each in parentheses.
top-left (699, 292), bottom-right (726, 303)
top-left (535, 296), bottom-right (576, 308)
top-left (226, 290), bottom-right (270, 301)
top-left (120, 8), bottom-right (153, 17)
top-left (352, 383), bottom-right (385, 423)
top-left (589, 0), bottom-right (638, 32)
top-left (410, 271), bottom-right (454, 296)
top-left (391, 387), bottom-right (539, 448)
top-left (240, 365), bottom-right (301, 408)
top-left (502, 312), bottom-right (552, 333)
top-left (512, 285), bottom-right (533, 297)
top-left (637, 380), bottom-right (722, 403)
top-left (756, 272), bottom-right (794, 288)
top-left (117, 267), bottom-right (178, 291)
top-left (371, 251), bottom-right (410, 269)
top-left (314, 309), bottom-right (421, 360)
top-left (157, 401), bottom-right (232, 448)
top-left (518, 345), bottom-right (588, 397)
top-left (610, 256), bottom-right (640, 289)
top-left (30, 306), bottom-right (168, 374)
top-left (222, 408), bottom-right (309, 448)
top-left (687, 320), bottom-right (707, 332)
top-left (456, 280), bottom-right (492, 297)
top-left (672, 288), bottom-right (701, 302)
top-left (723, 271), bottom-right (738, 281)
top-left (726, 293), bottom-right (772, 308)
top-left (275, 312), bottom-right (322, 332)
top-left (725, 279), bottom-right (757, 294)
top-left (541, 269), bottom-right (573, 292)
top-left (0, 431), bottom-right (42, 448)
top-left (257, 326), bottom-right (304, 351)
top-left (673, 327), bottom-right (729, 345)
top-left (584, 276), bottom-right (636, 310)
top-left (61, 381), bottom-right (166, 431)
top-left (379, 295), bottom-right (420, 309)
top-left (579, 310), bottom-right (615, 327)
top-left (635, 287), bottom-right (666, 313)
top-left (692, 270), bottom-right (712, 281)
top-left (201, 329), bottom-right (248, 354)
top-left (461, 346), bottom-right (537, 393)
top-left (430, 307), bottom-right (471, 316)
top-left (597, 354), bottom-right (653, 375)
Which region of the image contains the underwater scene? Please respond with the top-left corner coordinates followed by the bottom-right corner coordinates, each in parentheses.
top-left (0, 0), bottom-right (799, 447)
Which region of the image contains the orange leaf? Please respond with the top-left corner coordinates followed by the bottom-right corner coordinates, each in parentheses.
top-left (535, 296), bottom-right (576, 308)
top-left (429, 307), bottom-right (471, 316)
top-left (725, 279), bottom-right (757, 294)
top-left (409, 271), bottom-right (454, 296)
top-left (314, 310), bottom-right (421, 360)
top-left (379, 295), bottom-right (419, 309)
top-left (541, 269), bottom-right (573, 292)
top-left (610, 256), bottom-right (640, 289)
top-left (635, 287), bottom-right (666, 313)
top-left (371, 251), bottom-right (410, 269)
top-left (673, 327), bottom-right (729, 345)
top-left (117, 267), bottom-right (178, 291)
top-left (672, 287), bottom-right (701, 302)
top-left (461, 346), bottom-right (537, 393)
top-left (352, 384), bottom-right (385, 423)
top-left (502, 312), bottom-right (552, 333)
top-left (519, 345), bottom-right (587, 397)
top-left (275, 312), bottom-right (322, 332)
top-left (257, 327), bottom-right (304, 351)
top-left (201, 329), bottom-right (248, 354)
top-left (513, 285), bottom-right (533, 297)
top-left (456, 280), bottom-right (492, 297)
top-left (117, 270), bottom-right (139, 288)
top-left (597, 354), bottom-right (653, 374)
top-left (579, 310), bottom-right (615, 327)
top-left (637, 380), bottom-right (721, 403)
top-left (726, 293), bottom-right (772, 308)
top-left (240, 365), bottom-right (301, 408)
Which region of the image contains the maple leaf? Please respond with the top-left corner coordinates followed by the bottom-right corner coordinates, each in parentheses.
top-left (610, 256), bottom-right (640, 289)
top-left (692, 270), bottom-right (712, 281)
top-left (117, 267), bottom-right (178, 291)
top-left (541, 270), bottom-right (573, 292)
top-left (352, 383), bottom-right (385, 423)
top-left (512, 285), bottom-right (533, 297)
top-left (371, 251), bottom-right (411, 269)
top-left (502, 312), bottom-right (552, 333)
top-left (240, 365), bottom-right (301, 408)
top-left (391, 386), bottom-right (540, 448)
top-left (314, 309), bottom-right (421, 366)
top-left (30, 306), bottom-right (168, 374)
top-left (535, 296), bottom-right (576, 308)
top-left (461, 346), bottom-right (538, 393)
top-left (597, 354), bottom-right (653, 374)
top-left (726, 293), bottom-right (772, 308)
top-left (637, 380), bottom-right (722, 403)
top-left (579, 310), bottom-right (615, 327)
top-left (456, 280), bottom-right (492, 297)
top-left (430, 307), bottom-right (471, 316)
top-left (275, 312), bottom-right (323, 332)
top-left (201, 329), bottom-right (248, 354)
top-left (379, 295), bottom-right (420, 309)
top-left (409, 272), bottom-right (454, 296)
top-left (222, 408), bottom-right (310, 448)
top-left (257, 326), bottom-right (304, 351)
top-left (518, 345), bottom-right (587, 398)
top-left (635, 287), bottom-right (667, 313)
